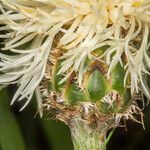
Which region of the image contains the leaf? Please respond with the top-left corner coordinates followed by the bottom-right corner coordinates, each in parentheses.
top-left (41, 119), bottom-right (73, 150)
top-left (0, 89), bottom-right (25, 150)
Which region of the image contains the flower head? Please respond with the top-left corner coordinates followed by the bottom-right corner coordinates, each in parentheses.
top-left (0, 0), bottom-right (149, 113)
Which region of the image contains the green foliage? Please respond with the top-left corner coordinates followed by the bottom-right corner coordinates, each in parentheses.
top-left (41, 119), bottom-right (73, 150)
top-left (0, 88), bottom-right (74, 150)
top-left (0, 89), bottom-right (25, 150)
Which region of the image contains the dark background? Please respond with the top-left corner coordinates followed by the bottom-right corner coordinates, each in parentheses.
top-left (0, 86), bottom-right (150, 150)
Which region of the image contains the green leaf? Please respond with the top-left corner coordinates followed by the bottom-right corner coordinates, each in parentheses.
top-left (102, 128), bottom-right (115, 149)
top-left (0, 89), bottom-right (25, 150)
top-left (41, 119), bottom-right (73, 150)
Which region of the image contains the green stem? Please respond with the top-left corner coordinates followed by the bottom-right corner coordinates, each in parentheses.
top-left (70, 122), bottom-right (107, 150)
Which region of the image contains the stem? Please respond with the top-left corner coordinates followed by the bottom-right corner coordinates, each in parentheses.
top-left (70, 120), bottom-right (108, 150)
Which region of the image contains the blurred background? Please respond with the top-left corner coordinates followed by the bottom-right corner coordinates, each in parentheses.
top-left (0, 86), bottom-right (150, 150)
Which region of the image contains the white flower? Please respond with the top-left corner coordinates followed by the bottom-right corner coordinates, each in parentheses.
top-left (0, 0), bottom-right (149, 113)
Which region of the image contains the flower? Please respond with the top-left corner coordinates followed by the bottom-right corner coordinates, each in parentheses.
top-left (0, 0), bottom-right (149, 113)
